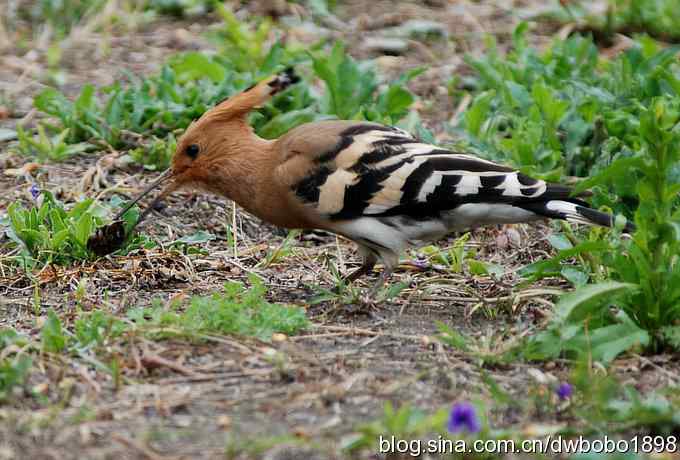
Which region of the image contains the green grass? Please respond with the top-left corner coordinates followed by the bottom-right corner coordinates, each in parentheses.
top-left (40, 277), bottom-right (308, 350)
top-left (2, 191), bottom-right (149, 268)
top-left (551, 0), bottom-right (680, 43)
top-left (345, 357), bottom-right (680, 459)
top-left (458, 26), bottom-right (679, 193)
top-left (524, 97), bottom-right (680, 360)
top-left (20, 37), bottom-right (422, 169)
top-left (310, 41), bottom-right (423, 124)
top-left (0, 278), bottom-right (308, 404)
top-left (15, 124), bottom-right (92, 162)
top-left (456, 25), bottom-right (680, 359)
top-left (128, 276), bottom-right (309, 341)
top-left (0, 329), bottom-right (31, 402)
top-left (12, 0), bottom-right (214, 39)
top-left (29, 58), bottom-right (250, 151)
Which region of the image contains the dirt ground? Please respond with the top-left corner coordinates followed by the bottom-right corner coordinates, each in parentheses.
top-left (1, 1), bottom-right (678, 459)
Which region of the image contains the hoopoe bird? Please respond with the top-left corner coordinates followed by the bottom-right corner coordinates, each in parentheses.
top-left (90, 68), bottom-right (633, 292)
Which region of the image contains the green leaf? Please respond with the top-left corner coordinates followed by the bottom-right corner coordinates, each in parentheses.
top-left (377, 85), bottom-right (415, 122)
top-left (554, 281), bottom-right (637, 324)
top-left (41, 309), bottom-right (67, 353)
top-left (569, 320), bottom-right (649, 364)
top-left (547, 234), bottom-right (572, 251)
top-left (71, 212), bottom-right (93, 248)
top-left (75, 84), bottom-right (95, 112)
top-left (257, 109), bottom-right (330, 139)
top-left (561, 267), bottom-right (589, 287)
top-left (468, 259), bottom-right (504, 278)
top-left (172, 53), bottom-right (226, 83)
top-left (660, 326), bottom-right (680, 350)
top-left (436, 322), bottom-right (469, 351)
top-left (171, 231), bottom-right (216, 246)
top-left (378, 281), bottom-right (408, 302)
top-left (465, 91), bottom-right (495, 137)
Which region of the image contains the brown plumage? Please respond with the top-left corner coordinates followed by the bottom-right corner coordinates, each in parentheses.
top-left (89, 69), bottom-right (633, 292)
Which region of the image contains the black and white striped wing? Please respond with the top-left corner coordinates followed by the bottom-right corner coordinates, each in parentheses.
top-left (293, 123), bottom-right (591, 226)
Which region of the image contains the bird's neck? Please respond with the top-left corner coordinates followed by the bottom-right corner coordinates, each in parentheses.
top-left (205, 128), bottom-right (302, 228)
top-left (214, 133), bottom-right (271, 202)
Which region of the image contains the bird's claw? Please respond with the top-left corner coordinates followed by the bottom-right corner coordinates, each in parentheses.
top-left (358, 294), bottom-right (377, 307)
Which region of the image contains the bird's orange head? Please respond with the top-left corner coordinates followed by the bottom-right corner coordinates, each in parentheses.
top-left (86, 68), bottom-right (303, 255)
top-left (167, 68), bottom-right (300, 194)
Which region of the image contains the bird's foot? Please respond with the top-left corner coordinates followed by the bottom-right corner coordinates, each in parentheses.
top-left (346, 295), bottom-right (378, 314)
top-left (365, 269), bottom-right (394, 300)
top-left (367, 279), bottom-right (385, 299)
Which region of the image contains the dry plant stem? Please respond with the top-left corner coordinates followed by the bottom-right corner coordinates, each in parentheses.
top-left (313, 325), bottom-right (423, 342)
top-left (110, 433), bottom-right (166, 460)
top-left (140, 351), bottom-right (200, 377)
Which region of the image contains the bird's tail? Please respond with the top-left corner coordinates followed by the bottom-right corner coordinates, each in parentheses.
top-left (520, 199), bottom-right (635, 233)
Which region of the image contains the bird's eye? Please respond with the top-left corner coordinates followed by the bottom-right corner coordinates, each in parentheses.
top-left (186, 144), bottom-right (200, 159)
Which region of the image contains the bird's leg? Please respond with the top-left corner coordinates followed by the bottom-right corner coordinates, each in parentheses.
top-left (342, 258), bottom-right (376, 284)
top-left (367, 266), bottom-right (395, 298)
top-left (335, 248), bottom-right (376, 293)
top-left (343, 246), bottom-right (378, 284)
top-left (365, 251), bottom-right (399, 300)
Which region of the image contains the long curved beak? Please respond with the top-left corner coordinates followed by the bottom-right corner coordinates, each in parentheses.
top-left (114, 168), bottom-right (174, 221)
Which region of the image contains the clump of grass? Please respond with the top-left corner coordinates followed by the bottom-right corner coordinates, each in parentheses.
top-left (31, 59), bottom-right (247, 150)
top-left (73, 310), bottom-right (127, 350)
top-left (15, 124), bottom-right (91, 162)
top-left (457, 26), bottom-right (680, 359)
top-left (0, 328), bottom-right (31, 402)
top-left (209, 3), bottom-right (279, 73)
top-left (524, 97), bottom-right (680, 362)
top-left (19, 0), bottom-right (107, 39)
top-left (311, 41), bottom-right (423, 125)
top-left (3, 190), bottom-right (149, 268)
top-left (33, 84), bottom-right (109, 146)
top-left (39, 308), bottom-right (127, 355)
top-left (129, 134), bottom-right (176, 171)
top-left (25, 277), bottom-right (306, 370)
top-left (550, 0), bottom-right (680, 44)
top-left (459, 26), bottom-right (679, 209)
top-left (24, 47), bottom-right (295, 162)
top-left (129, 276), bottom-right (309, 341)
top-left (26, 32), bottom-right (422, 164)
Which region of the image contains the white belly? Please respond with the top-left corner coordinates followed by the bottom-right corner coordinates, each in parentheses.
top-left (332, 203), bottom-right (540, 252)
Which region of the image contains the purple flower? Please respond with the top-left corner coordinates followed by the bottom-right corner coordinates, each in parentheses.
top-left (447, 402), bottom-right (481, 434)
top-left (556, 382), bottom-right (573, 401)
top-left (29, 184), bottom-right (40, 200)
